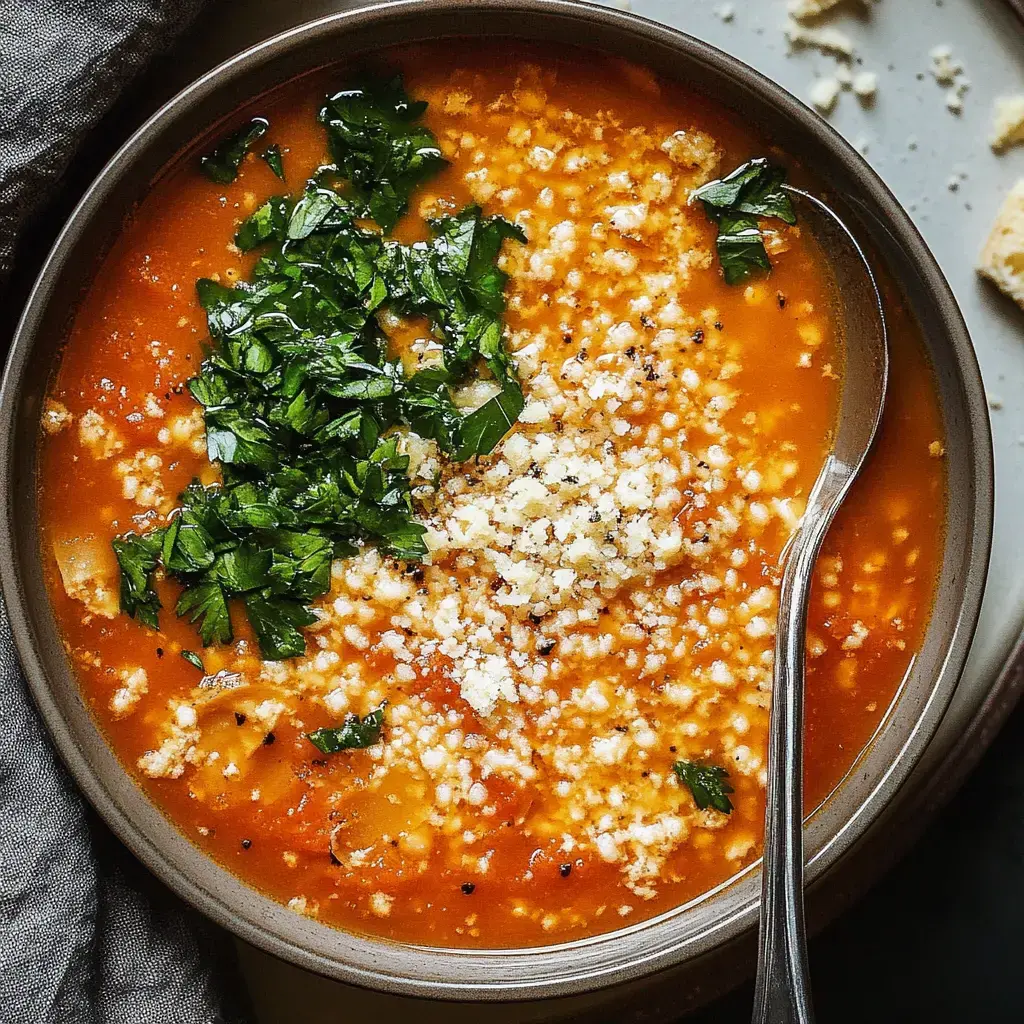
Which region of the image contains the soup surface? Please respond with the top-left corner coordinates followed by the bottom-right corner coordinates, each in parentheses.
top-left (39, 45), bottom-right (945, 947)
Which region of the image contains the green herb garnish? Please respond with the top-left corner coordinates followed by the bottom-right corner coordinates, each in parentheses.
top-left (199, 117), bottom-right (270, 184)
top-left (112, 530), bottom-right (165, 629)
top-left (181, 650), bottom-right (205, 672)
top-left (307, 703), bottom-right (386, 754)
top-left (691, 158), bottom-right (796, 285)
top-left (113, 77), bottom-right (524, 660)
top-left (673, 760), bottom-right (735, 814)
top-left (318, 76), bottom-right (447, 232)
top-left (261, 144), bottom-right (285, 180)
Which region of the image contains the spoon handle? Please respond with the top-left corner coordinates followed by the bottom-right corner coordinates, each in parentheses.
top-left (751, 470), bottom-right (838, 1024)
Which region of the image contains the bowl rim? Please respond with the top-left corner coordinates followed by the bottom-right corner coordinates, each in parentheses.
top-left (0, 0), bottom-right (994, 1003)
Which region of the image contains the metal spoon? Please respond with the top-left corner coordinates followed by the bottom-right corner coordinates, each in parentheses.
top-left (750, 186), bottom-right (888, 1024)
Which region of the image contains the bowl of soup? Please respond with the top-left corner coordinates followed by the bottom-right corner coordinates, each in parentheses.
top-left (0, 0), bottom-right (992, 1016)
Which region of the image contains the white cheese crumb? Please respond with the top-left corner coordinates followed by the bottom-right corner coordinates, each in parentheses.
top-left (809, 77), bottom-right (842, 115)
top-left (788, 0), bottom-right (842, 18)
top-left (787, 21), bottom-right (855, 60)
top-left (852, 71), bottom-right (877, 103)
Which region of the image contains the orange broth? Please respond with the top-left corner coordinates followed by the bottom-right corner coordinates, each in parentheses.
top-left (38, 45), bottom-right (944, 947)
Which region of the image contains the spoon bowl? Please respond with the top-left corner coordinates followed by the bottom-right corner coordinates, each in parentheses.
top-left (751, 185), bottom-right (889, 1024)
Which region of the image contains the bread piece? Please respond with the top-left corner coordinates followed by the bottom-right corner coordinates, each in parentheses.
top-left (991, 96), bottom-right (1024, 152)
top-left (788, 0), bottom-right (843, 18)
top-left (978, 179), bottom-right (1024, 309)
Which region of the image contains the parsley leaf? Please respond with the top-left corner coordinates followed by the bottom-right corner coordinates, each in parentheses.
top-left (456, 382), bottom-right (525, 460)
top-left (199, 117), bottom-right (269, 184)
top-left (307, 702), bottom-right (386, 754)
top-left (261, 144), bottom-right (285, 180)
top-left (181, 650), bottom-right (205, 672)
top-left (673, 760), bottom-right (735, 814)
top-left (243, 591), bottom-right (316, 660)
top-left (112, 530), bottom-right (165, 629)
top-left (318, 76), bottom-right (447, 232)
top-left (691, 158), bottom-right (796, 285)
top-left (176, 579), bottom-right (233, 646)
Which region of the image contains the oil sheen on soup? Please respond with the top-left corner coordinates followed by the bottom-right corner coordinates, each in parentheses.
top-left (39, 44), bottom-right (945, 947)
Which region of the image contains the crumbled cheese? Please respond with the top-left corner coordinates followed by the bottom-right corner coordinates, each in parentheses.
top-left (110, 667), bottom-right (148, 717)
top-left (809, 77), bottom-right (842, 115)
top-left (42, 399), bottom-right (73, 434)
top-left (787, 21), bottom-right (855, 60)
top-left (78, 409), bottom-right (123, 459)
top-left (852, 71), bottom-right (877, 103)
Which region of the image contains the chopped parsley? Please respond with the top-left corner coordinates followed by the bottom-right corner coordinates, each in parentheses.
top-left (672, 760), bottom-right (735, 814)
top-left (318, 76), bottom-right (447, 232)
top-left (180, 650), bottom-right (205, 672)
top-left (691, 158), bottom-right (796, 285)
top-left (112, 76), bottom-right (525, 662)
top-left (261, 143), bottom-right (285, 180)
top-left (199, 117), bottom-right (269, 184)
top-left (307, 703), bottom-right (386, 753)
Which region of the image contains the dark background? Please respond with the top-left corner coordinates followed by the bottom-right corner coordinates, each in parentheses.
top-left (5, 2), bottom-right (1023, 1020)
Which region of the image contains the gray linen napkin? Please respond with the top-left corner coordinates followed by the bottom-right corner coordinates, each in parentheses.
top-left (0, 2), bottom-right (252, 1021)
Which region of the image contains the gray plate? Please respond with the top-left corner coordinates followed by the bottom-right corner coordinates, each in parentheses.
top-left (0, 0), bottom-right (994, 1015)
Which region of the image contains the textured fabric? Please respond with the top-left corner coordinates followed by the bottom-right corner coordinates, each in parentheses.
top-left (0, 0), bottom-right (205, 282)
top-left (0, 603), bottom-right (250, 1024)
top-left (0, 2), bottom-right (252, 1022)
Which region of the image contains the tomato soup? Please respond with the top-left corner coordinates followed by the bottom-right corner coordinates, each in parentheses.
top-left (38, 44), bottom-right (945, 947)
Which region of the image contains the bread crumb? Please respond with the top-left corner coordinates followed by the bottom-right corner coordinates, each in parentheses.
top-left (990, 96), bottom-right (1024, 152)
top-left (978, 179), bottom-right (1024, 310)
top-left (787, 21), bottom-right (855, 59)
top-left (788, 0), bottom-right (843, 18)
top-left (929, 45), bottom-right (969, 115)
top-left (928, 441), bottom-right (945, 458)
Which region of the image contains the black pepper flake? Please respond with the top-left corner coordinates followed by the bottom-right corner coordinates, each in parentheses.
top-left (575, 349), bottom-right (588, 363)
top-left (461, 882), bottom-right (476, 895)
top-left (559, 863), bottom-right (572, 877)
top-left (563, 475), bottom-right (579, 484)
top-left (263, 732), bottom-right (276, 745)
top-left (528, 611), bottom-right (545, 625)
top-left (614, 724), bottom-right (628, 733)
top-left (156, 647), bottom-right (164, 658)
top-left (640, 314), bottom-right (655, 329)
top-left (697, 460), bottom-right (709, 470)
top-left (645, 367), bottom-right (658, 382)
top-left (311, 758), bottom-right (328, 768)
top-left (562, 332), bottom-right (573, 344)
top-left (537, 638), bottom-right (557, 656)
top-left (241, 838), bottom-right (252, 849)
top-left (777, 292), bottom-right (787, 309)
top-left (588, 510), bottom-right (601, 523)
top-left (669, 745), bottom-right (677, 753)
top-left (691, 328), bottom-right (704, 345)
top-left (234, 711), bottom-right (247, 726)
top-left (624, 346), bottom-right (637, 360)
top-left (714, 321), bottom-right (723, 331)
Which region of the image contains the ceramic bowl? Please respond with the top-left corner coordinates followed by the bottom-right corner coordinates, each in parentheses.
top-left (0, 1), bottom-right (992, 1017)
